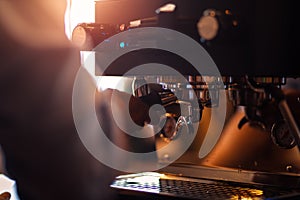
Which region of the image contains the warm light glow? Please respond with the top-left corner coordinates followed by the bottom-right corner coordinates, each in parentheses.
top-left (155, 3), bottom-right (176, 14)
top-left (97, 76), bottom-right (132, 92)
top-left (129, 19), bottom-right (142, 28)
top-left (64, 0), bottom-right (95, 39)
top-left (230, 188), bottom-right (264, 200)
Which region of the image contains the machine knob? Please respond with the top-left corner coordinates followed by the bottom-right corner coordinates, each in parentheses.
top-left (271, 120), bottom-right (296, 149)
top-left (197, 9), bottom-right (240, 43)
top-left (71, 23), bottom-right (125, 51)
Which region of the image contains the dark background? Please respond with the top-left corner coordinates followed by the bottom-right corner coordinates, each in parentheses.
top-left (94, 0), bottom-right (299, 77)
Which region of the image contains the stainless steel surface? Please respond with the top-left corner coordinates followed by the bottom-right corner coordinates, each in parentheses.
top-left (111, 172), bottom-right (300, 199)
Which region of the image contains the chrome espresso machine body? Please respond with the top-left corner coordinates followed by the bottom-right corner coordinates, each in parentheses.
top-left (72, 0), bottom-right (300, 199)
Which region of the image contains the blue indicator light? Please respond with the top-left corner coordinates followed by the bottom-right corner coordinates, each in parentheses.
top-left (120, 42), bottom-right (125, 48)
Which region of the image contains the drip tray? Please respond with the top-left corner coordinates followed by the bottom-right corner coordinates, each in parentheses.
top-left (111, 172), bottom-right (300, 200)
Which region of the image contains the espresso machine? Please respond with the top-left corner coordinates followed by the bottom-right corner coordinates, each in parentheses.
top-left (72, 0), bottom-right (300, 199)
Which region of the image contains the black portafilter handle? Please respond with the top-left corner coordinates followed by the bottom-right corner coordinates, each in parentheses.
top-left (137, 84), bottom-right (199, 138)
top-left (137, 83), bottom-right (181, 119)
top-left (133, 81), bottom-right (203, 126)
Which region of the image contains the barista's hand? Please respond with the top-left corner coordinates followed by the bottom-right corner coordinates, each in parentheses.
top-left (0, 192), bottom-right (11, 200)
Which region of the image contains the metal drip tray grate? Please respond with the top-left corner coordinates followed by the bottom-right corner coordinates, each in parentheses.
top-left (161, 179), bottom-right (272, 199)
top-left (111, 172), bottom-right (300, 199)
